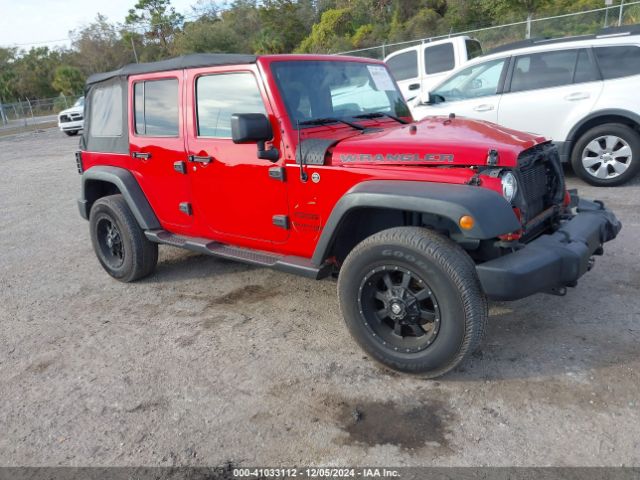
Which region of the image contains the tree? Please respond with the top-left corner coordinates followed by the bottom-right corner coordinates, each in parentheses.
top-left (125, 0), bottom-right (185, 57)
top-left (52, 65), bottom-right (85, 95)
top-left (71, 14), bottom-right (132, 74)
top-left (0, 47), bottom-right (18, 102)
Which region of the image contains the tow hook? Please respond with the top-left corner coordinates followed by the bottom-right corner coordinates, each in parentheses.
top-left (588, 256), bottom-right (596, 271)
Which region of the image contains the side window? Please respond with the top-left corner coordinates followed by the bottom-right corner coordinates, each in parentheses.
top-left (465, 40), bottom-right (483, 61)
top-left (134, 78), bottom-right (179, 136)
top-left (433, 58), bottom-right (506, 101)
top-left (386, 51), bottom-right (418, 81)
top-left (90, 82), bottom-right (123, 137)
top-left (424, 43), bottom-right (455, 75)
top-left (510, 50), bottom-right (577, 92)
top-left (573, 49), bottom-right (598, 83)
top-left (594, 45), bottom-right (640, 80)
top-left (196, 72), bottom-right (266, 138)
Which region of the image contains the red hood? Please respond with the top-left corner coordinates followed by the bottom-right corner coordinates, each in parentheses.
top-left (331, 116), bottom-right (547, 168)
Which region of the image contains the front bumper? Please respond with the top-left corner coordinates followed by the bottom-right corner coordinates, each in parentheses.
top-left (476, 197), bottom-right (621, 301)
top-left (59, 120), bottom-right (83, 131)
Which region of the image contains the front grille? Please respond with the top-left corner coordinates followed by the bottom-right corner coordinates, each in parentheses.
top-left (515, 143), bottom-right (564, 230)
top-left (519, 161), bottom-right (548, 218)
top-left (60, 114), bottom-right (82, 123)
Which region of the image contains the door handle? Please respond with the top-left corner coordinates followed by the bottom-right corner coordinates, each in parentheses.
top-left (473, 104), bottom-right (494, 112)
top-left (408, 83), bottom-right (420, 91)
top-left (131, 151), bottom-right (151, 160)
top-left (565, 92), bottom-right (590, 101)
top-left (188, 154), bottom-right (213, 164)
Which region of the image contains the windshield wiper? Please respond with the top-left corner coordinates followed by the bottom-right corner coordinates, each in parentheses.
top-left (353, 112), bottom-right (408, 124)
top-left (298, 117), bottom-right (366, 131)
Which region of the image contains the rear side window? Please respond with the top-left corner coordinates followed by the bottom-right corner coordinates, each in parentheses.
top-left (424, 43), bottom-right (455, 74)
top-left (386, 51), bottom-right (418, 81)
top-left (196, 72), bottom-right (266, 138)
top-left (134, 78), bottom-right (179, 136)
top-left (510, 50), bottom-right (577, 92)
top-left (465, 40), bottom-right (483, 61)
top-left (89, 82), bottom-right (123, 137)
top-left (594, 45), bottom-right (640, 79)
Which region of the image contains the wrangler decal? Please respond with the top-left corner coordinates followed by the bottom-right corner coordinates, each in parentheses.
top-left (340, 153), bottom-right (455, 163)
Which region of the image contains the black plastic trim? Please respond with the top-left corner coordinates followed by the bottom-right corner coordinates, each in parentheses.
top-left (311, 180), bottom-right (521, 266)
top-left (79, 166), bottom-right (161, 230)
top-left (476, 198), bottom-right (621, 301)
top-left (145, 230), bottom-right (331, 279)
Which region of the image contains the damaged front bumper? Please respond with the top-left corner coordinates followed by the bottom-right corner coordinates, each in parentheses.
top-left (476, 196), bottom-right (622, 301)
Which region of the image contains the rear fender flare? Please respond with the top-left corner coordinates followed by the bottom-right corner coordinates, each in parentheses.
top-left (79, 166), bottom-right (160, 230)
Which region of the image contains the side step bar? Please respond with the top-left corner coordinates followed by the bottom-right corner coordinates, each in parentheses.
top-left (145, 230), bottom-right (332, 280)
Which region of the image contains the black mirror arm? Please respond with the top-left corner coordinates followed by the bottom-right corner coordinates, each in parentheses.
top-left (257, 140), bottom-right (279, 162)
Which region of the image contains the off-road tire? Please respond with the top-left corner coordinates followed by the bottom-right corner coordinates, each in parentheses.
top-left (64, 130), bottom-right (79, 136)
top-left (89, 194), bottom-right (158, 282)
top-left (571, 123), bottom-right (640, 186)
top-left (337, 227), bottom-right (488, 378)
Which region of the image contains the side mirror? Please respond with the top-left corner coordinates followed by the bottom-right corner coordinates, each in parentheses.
top-left (427, 92), bottom-right (445, 105)
top-left (231, 113), bottom-right (279, 162)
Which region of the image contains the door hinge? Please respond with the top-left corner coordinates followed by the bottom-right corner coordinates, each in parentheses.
top-left (272, 214), bottom-right (289, 229)
top-left (179, 202), bottom-right (193, 216)
top-left (268, 166), bottom-right (286, 182)
top-left (173, 161), bottom-right (187, 174)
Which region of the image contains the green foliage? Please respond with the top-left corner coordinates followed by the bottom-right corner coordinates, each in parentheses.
top-left (52, 65), bottom-right (85, 96)
top-left (297, 8), bottom-right (354, 52)
top-left (126, 0), bottom-right (185, 56)
top-left (0, 0), bottom-right (631, 102)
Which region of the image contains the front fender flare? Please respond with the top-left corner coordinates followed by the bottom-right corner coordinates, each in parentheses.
top-left (78, 166), bottom-right (161, 230)
top-left (311, 180), bottom-right (520, 266)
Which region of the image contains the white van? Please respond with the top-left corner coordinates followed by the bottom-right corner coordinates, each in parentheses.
top-left (385, 36), bottom-right (483, 101)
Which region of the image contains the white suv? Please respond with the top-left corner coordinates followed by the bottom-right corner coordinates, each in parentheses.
top-left (411, 26), bottom-right (640, 186)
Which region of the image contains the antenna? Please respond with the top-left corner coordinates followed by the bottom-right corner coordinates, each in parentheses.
top-left (297, 120), bottom-right (307, 182)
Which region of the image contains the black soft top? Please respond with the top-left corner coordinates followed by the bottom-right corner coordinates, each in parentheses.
top-left (86, 53), bottom-right (258, 85)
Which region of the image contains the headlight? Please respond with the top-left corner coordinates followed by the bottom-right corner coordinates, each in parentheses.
top-left (501, 171), bottom-right (518, 203)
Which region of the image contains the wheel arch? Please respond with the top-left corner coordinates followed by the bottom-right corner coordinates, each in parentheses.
top-left (567, 109), bottom-right (640, 158)
top-left (311, 180), bottom-right (520, 266)
top-left (79, 166), bottom-right (161, 230)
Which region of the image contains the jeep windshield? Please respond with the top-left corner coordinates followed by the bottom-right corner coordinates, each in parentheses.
top-left (271, 60), bottom-right (410, 128)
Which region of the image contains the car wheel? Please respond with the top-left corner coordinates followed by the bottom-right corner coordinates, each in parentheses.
top-left (64, 130), bottom-right (79, 136)
top-left (337, 227), bottom-right (487, 378)
top-left (89, 194), bottom-right (158, 282)
top-left (571, 123), bottom-right (640, 186)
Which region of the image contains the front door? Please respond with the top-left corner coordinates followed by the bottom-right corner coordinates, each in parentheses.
top-left (185, 66), bottom-right (289, 244)
top-left (414, 57), bottom-right (508, 123)
top-left (128, 72), bottom-right (193, 232)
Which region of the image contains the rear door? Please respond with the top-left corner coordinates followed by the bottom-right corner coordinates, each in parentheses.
top-left (185, 65), bottom-right (289, 244)
top-left (386, 49), bottom-right (421, 101)
top-left (497, 48), bottom-right (603, 140)
top-left (421, 41), bottom-right (457, 93)
top-left (128, 72), bottom-right (193, 232)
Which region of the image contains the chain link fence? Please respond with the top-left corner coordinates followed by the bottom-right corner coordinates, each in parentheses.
top-left (338, 1), bottom-right (640, 60)
top-left (0, 94), bottom-right (83, 136)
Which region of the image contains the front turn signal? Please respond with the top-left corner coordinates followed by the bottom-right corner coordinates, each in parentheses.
top-left (459, 215), bottom-right (475, 230)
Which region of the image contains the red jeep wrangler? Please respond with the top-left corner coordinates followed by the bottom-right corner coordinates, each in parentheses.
top-left (77, 54), bottom-right (621, 377)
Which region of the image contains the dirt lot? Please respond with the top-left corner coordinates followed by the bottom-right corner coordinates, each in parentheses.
top-left (0, 129), bottom-right (639, 467)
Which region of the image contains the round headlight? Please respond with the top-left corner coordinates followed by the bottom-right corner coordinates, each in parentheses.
top-left (501, 171), bottom-right (518, 203)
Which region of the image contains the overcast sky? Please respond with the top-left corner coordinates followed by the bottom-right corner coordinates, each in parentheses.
top-left (0, 0), bottom-right (205, 50)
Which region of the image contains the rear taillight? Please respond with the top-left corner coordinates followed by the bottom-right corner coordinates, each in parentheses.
top-left (75, 151), bottom-right (83, 174)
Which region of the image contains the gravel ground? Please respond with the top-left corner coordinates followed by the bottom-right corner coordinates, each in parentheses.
top-left (1, 129), bottom-right (639, 467)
